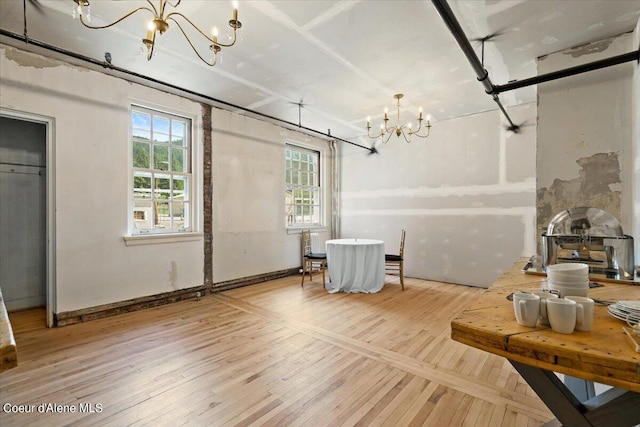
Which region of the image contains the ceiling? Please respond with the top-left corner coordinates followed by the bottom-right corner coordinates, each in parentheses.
top-left (1, 1), bottom-right (639, 149)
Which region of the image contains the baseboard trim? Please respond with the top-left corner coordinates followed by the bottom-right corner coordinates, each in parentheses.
top-left (54, 268), bottom-right (300, 327)
top-left (211, 267), bottom-right (300, 292)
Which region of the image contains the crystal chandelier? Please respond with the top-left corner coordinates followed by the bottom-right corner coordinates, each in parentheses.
top-left (367, 94), bottom-right (432, 143)
top-left (72, 0), bottom-right (242, 66)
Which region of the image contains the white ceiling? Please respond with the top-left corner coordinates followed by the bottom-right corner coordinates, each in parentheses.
top-left (1, 1), bottom-right (639, 149)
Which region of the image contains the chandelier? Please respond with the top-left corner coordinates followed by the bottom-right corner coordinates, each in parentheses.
top-left (71, 0), bottom-right (242, 66)
top-left (367, 94), bottom-right (431, 143)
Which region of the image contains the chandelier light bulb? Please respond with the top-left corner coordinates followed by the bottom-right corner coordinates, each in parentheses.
top-left (232, 0), bottom-right (239, 20)
top-left (146, 21), bottom-right (154, 41)
top-left (212, 26), bottom-right (219, 44)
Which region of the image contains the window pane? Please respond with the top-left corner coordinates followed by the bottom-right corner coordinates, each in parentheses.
top-left (133, 172), bottom-right (152, 199)
top-left (133, 129), bottom-right (150, 142)
top-left (133, 141), bottom-right (150, 168)
top-left (173, 176), bottom-right (188, 201)
top-left (133, 200), bottom-right (153, 231)
top-left (132, 111), bottom-right (150, 130)
top-left (153, 116), bottom-right (170, 134)
top-left (155, 174), bottom-right (171, 200)
top-left (171, 147), bottom-right (186, 172)
top-left (171, 202), bottom-right (185, 229)
top-left (153, 145), bottom-right (169, 170)
top-left (155, 202), bottom-right (170, 229)
top-left (171, 121), bottom-right (186, 146)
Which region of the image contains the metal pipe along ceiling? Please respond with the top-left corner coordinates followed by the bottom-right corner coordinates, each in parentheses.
top-left (1, 23), bottom-right (375, 153)
top-left (431, 0), bottom-right (640, 133)
top-left (430, 0), bottom-right (519, 131)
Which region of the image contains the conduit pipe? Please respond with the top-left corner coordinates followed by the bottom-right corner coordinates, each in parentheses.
top-left (494, 50), bottom-right (640, 94)
top-left (431, 0), bottom-right (640, 132)
top-left (0, 28), bottom-right (374, 153)
top-left (431, 0), bottom-right (519, 131)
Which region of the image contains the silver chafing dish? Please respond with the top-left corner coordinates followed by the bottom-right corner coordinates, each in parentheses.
top-left (541, 207), bottom-right (636, 281)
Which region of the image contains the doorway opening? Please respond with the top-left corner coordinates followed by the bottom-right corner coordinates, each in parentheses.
top-left (0, 109), bottom-right (55, 327)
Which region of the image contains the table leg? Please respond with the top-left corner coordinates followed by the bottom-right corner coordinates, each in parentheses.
top-left (563, 375), bottom-right (595, 402)
top-left (509, 360), bottom-right (640, 427)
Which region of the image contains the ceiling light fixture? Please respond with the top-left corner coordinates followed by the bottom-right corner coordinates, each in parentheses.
top-left (367, 94), bottom-right (431, 143)
top-left (71, 0), bottom-right (242, 66)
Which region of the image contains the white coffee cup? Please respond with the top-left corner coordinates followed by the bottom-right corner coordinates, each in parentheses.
top-left (565, 296), bottom-right (594, 331)
top-left (531, 291), bottom-right (559, 325)
top-left (547, 298), bottom-right (580, 334)
top-left (513, 292), bottom-right (540, 327)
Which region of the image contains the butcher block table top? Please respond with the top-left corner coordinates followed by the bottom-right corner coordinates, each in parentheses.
top-left (451, 258), bottom-right (640, 393)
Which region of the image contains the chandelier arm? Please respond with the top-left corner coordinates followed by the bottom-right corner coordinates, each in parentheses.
top-left (410, 126), bottom-right (431, 138)
top-left (78, 6), bottom-right (154, 30)
top-left (383, 123), bottom-right (395, 136)
top-left (367, 129), bottom-right (383, 139)
top-left (382, 131), bottom-right (394, 144)
top-left (169, 19), bottom-right (218, 66)
top-left (165, 0), bottom-right (182, 8)
top-left (400, 130), bottom-right (412, 143)
top-left (145, 0), bottom-right (159, 17)
top-left (166, 12), bottom-right (238, 48)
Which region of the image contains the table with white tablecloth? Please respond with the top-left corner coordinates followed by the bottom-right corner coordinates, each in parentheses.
top-left (325, 238), bottom-right (385, 293)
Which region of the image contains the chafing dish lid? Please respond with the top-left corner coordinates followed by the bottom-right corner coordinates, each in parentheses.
top-left (546, 207), bottom-right (624, 237)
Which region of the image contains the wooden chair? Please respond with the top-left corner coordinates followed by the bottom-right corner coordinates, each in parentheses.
top-left (301, 230), bottom-right (327, 287)
top-left (385, 229), bottom-right (405, 290)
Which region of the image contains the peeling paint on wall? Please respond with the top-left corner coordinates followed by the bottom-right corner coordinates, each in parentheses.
top-left (3, 47), bottom-right (61, 69)
top-left (564, 38), bottom-right (614, 58)
top-left (537, 152), bottom-right (621, 230)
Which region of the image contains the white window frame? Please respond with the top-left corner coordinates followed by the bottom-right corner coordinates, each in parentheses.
top-left (128, 105), bottom-right (194, 237)
top-left (285, 143), bottom-right (323, 229)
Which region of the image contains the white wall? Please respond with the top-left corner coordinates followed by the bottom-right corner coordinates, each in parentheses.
top-left (340, 104), bottom-right (537, 287)
top-left (0, 45), bottom-right (205, 312)
top-left (537, 32), bottom-right (635, 235)
top-left (0, 44), bottom-right (333, 313)
top-left (211, 109), bottom-right (332, 283)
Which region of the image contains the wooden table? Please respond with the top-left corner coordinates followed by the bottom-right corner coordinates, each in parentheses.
top-left (451, 258), bottom-right (640, 426)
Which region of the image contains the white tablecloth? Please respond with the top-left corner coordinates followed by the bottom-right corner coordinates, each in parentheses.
top-left (325, 238), bottom-right (385, 293)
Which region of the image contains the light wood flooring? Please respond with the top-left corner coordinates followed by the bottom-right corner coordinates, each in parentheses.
top-left (0, 275), bottom-right (553, 426)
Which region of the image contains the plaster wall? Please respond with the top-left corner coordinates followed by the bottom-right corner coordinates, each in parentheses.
top-left (0, 44), bottom-right (331, 313)
top-left (0, 45), bottom-right (206, 312)
top-left (340, 104), bottom-right (536, 287)
top-left (536, 32), bottom-right (635, 238)
top-left (211, 109), bottom-right (332, 283)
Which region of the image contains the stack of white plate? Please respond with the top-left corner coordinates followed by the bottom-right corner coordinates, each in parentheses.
top-left (546, 263), bottom-right (589, 297)
top-left (608, 301), bottom-right (640, 326)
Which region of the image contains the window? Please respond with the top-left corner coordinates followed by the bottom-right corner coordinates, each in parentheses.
top-left (131, 106), bottom-right (191, 234)
top-left (285, 144), bottom-right (321, 227)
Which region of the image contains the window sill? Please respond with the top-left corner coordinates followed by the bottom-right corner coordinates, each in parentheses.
top-left (123, 232), bottom-right (203, 246)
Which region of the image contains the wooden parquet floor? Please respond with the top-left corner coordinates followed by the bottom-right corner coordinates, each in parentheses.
top-left (0, 276), bottom-right (553, 426)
